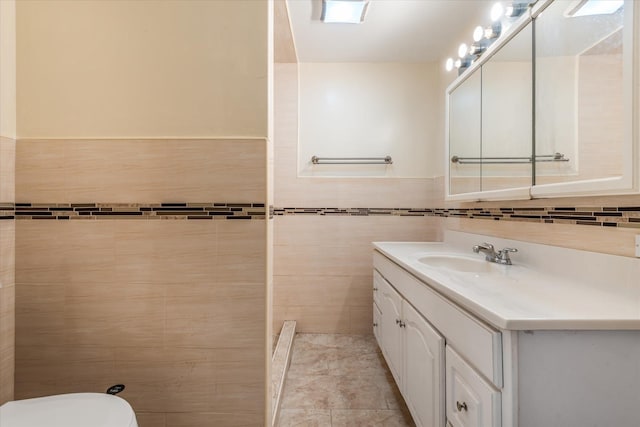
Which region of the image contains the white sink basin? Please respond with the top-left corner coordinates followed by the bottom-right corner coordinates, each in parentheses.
top-left (417, 254), bottom-right (498, 273)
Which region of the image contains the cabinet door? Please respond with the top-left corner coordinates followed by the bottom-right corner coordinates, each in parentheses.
top-left (446, 346), bottom-right (501, 427)
top-left (373, 302), bottom-right (382, 345)
top-left (377, 275), bottom-right (403, 387)
top-left (373, 270), bottom-right (384, 306)
top-left (403, 301), bottom-right (445, 427)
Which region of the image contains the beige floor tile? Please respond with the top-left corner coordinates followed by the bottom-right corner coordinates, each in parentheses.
top-left (280, 333), bottom-right (415, 426)
top-left (280, 375), bottom-right (347, 409)
top-left (330, 409), bottom-right (414, 427)
top-left (286, 334), bottom-right (333, 377)
top-left (278, 409), bottom-right (332, 427)
top-left (324, 334), bottom-right (378, 353)
top-left (325, 351), bottom-right (389, 379)
top-left (332, 375), bottom-right (402, 410)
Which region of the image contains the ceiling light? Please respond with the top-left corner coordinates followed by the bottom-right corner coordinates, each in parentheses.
top-left (491, 2), bottom-right (504, 21)
top-left (321, 0), bottom-right (370, 24)
top-left (566, 0), bottom-right (623, 17)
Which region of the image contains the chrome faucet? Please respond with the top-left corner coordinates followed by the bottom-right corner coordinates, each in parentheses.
top-left (473, 242), bottom-right (518, 265)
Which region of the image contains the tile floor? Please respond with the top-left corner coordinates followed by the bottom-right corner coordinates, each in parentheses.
top-left (278, 333), bottom-right (415, 427)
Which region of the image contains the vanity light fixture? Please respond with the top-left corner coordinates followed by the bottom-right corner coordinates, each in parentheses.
top-left (473, 26), bottom-right (485, 42)
top-left (505, 2), bottom-right (530, 18)
top-left (321, 0), bottom-right (370, 24)
top-left (458, 43), bottom-right (469, 58)
top-left (484, 21), bottom-right (502, 40)
top-left (445, 1), bottom-right (529, 73)
top-left (446, 58), bottom-right (455, 72)
top-left (491, 2), bottom-right (505, 21)
top-left (565, 0), bottom-right (623, 17)
top-left (469, 42), bottom-right (486, 56)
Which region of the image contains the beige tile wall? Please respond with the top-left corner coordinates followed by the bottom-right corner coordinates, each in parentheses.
top-left (446, 193), bottom-right (640, 258)
top-left (14, 139), bottom-right (269, 425)
top-left (16, 139), bottom-right (266, 203)
top-left (0, 136), bottom-right (15, 404)
top-left (273, 63), bottom-right (442, 334)
top-left (273, 215), bottom-right (442, 334)
top-left (15, 218), bottom-right (267, 424)
top-left (0, 223), bottom-right (15, 405)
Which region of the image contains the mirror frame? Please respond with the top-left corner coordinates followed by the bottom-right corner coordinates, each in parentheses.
top-left (445, 0), bottom-right (640, 202)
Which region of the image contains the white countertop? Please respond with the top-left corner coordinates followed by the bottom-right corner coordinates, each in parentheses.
top-left (373, 232), bottom-right (640, 330)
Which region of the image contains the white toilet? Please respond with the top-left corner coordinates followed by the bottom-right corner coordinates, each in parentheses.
top-left (0, 393), bottom-right (138, 427)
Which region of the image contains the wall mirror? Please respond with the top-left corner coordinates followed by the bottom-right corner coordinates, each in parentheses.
top-left (449, 70), bottom-right (482, 195)
top-left (446, 0), bottom-right (638, 201)
top-left (447, 14), bottom-right (534, 201)
top-left (532, 0), bottom-right (634, 197)
top-left (481, 22), bottom-right (533, 193)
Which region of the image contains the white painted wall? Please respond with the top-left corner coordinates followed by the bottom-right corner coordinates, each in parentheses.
top-left (16, 0), bottom-right (270, 138)
top-left (298, 62), bottom-right (439, 177)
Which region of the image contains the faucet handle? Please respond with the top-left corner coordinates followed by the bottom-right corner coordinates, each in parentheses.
top-left (473, 242), bottom-right (494, 253)
top-left (496, 247), bottom-right (518, 264)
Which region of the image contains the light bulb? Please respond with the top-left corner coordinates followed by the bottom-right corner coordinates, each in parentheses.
top-left (491, 2), bottom-right (504, 21)
top-left (458, 43), bottom-right (468, 58)
top-left (445, 58), bottom-right (454, 72)
top-left (473, 26), bottom-right (484, 42)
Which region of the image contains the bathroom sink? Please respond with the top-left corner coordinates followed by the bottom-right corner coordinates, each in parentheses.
top-left (417, 254), bottom-right (497, 273)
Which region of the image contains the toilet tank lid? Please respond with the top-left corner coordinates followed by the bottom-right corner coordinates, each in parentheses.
top-left (0, 393), bottom-right (138, 427)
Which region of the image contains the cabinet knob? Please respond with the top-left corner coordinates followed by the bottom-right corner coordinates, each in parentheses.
top-left (396, 319), bottom-right (401, 325)
top-left (373, 287), bottom-right (378, 291)
top-left (399, 321), bottom-right (406, 328)
top-left (373, 322), bottom-right (378, 327)
top-left (456, 401), bottom-right (468, 412)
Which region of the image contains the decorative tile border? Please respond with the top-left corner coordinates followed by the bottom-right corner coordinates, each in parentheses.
top-left (0, 203), bottom-right (14, 220)
top-left (3, 204), bottom-right (640, 228)
top-left (0, 203), bottom-right (266, 220)
top-left (273, 206), bottom-right (640, 229)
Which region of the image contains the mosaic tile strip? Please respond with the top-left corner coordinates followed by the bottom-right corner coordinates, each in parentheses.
top-left (4, 203), bottom-right (640, 228)
top-left (4, 203), bottom-right (266, 220)
top-left (272, 206), bottom-right (640, 229)
top-left (0, 203), bottom-right (15, 220)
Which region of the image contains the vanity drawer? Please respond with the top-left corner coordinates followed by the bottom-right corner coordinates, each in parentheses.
top-left (446, 346), bottom-right (501, 427)
top-left (374, 251), bottom-right (502, 387)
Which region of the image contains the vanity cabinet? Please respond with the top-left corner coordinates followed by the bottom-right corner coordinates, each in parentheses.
top-left (374, 253), bottom-right (502, 427)
top-left (373, 271), bottom-right (445, 427)
top-left (373, 240), bottom-right (640, 427)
